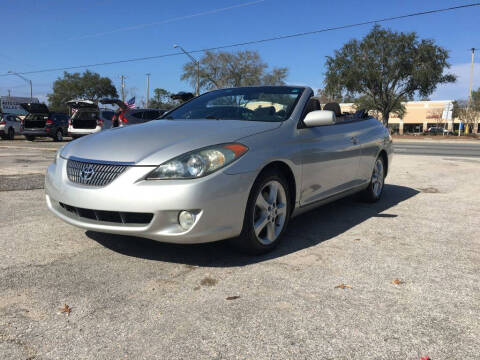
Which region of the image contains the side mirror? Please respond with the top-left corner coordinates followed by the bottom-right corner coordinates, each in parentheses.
top-left (303, 110), bottom-right (336, 127)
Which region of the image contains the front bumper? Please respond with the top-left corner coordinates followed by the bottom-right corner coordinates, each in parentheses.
top-left (45, 157), bottom-right (256, 243)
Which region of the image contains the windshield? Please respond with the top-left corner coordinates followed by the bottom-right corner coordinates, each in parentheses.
top-left (164, 86), bottom-right (304, 122)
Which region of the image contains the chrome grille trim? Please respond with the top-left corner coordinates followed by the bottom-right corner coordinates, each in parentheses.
top-left (66, 159), bottom-right (128, 186)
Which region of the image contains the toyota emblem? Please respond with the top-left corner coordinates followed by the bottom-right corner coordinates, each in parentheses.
top-left (80, 165), bottom-right (95, 181)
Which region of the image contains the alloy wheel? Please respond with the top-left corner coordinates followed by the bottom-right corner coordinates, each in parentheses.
top-left (253, 180), bottom-right (288, 245)
top-left (371, 158), bottom-right (384, 197)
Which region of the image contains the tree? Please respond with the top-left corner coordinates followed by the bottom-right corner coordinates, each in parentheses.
top-left (148, 88), bottom-right (177, 110)
top-left (324, 25), bottom-right (456, 125)
top-left (454, 89), bottom-right (480, 134)
top-left (181, 50), bottom-right (288, 92)
top-left (47, 71), bottom-right (118, 113)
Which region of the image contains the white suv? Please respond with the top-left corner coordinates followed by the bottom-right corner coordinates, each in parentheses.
top-left (67, 100), bottom-right (114, 139)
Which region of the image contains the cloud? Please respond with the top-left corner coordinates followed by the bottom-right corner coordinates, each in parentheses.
top-left (431, 62), bottom-right (480, 100)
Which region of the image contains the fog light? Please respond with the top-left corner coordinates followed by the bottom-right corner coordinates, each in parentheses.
top-left (178, 210), bottom-right (195, 230)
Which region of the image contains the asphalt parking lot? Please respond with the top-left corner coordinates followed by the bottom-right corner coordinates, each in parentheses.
top-left (1, 139), bottom-right (479, 359)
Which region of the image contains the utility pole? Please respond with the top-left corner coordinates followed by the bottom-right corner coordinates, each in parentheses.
top-left (8, 71), bottom-right (33, 101)
top-left (146, 73), bottom-right (151, 108)
top-left (173, 44), bottom-right (200, 96)
top-left (8, 89), bottom-right (11, 97)
top-left (121, 75), bottom-right (126, 103)
top-left (468, 48), bottom-right (477, 107)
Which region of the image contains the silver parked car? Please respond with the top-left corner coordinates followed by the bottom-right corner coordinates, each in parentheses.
top-left (0, 113), bottom-right (22, 140)
top-left (45, 86), bottom-right (393, 254)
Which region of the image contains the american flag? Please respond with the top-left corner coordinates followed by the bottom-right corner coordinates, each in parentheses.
top-left (126, 97), bottom-right (136, 109)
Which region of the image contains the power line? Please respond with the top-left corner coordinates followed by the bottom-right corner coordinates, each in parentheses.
top-left (70, 0), bottom-right (265, 40)
top-left (1, 2), bottom-right (479, 77)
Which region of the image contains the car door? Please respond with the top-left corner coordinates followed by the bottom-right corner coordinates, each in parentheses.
top-left (298, 116), bottom-right (363, 206)
top-left (13, 116), bottom-right (22, 133)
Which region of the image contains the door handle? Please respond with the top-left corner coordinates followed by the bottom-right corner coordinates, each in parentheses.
top-left (350, 136), bottom-right (358, 145)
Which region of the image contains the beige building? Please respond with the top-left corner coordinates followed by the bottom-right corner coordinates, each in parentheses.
top-left (338, 100), bottom-right (466, 134)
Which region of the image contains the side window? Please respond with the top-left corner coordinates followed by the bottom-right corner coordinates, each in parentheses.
top-left (143, 111), bottom-right (157, 120)
top-left (131, 112), bottom-right (143, 119)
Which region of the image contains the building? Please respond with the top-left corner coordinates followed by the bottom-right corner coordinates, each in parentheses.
top-left (338, 100), bottom-right (463, 134)
top-left (0, 96), bottom-right (40, 116)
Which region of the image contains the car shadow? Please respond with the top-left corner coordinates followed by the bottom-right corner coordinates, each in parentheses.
top-left (86, 184), bottom-right (419, 267)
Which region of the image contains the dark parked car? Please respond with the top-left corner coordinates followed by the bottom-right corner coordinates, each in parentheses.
top-left (425, 126), bottom-right (452, 135)
top-left (20, 103), bottom-right (69, 141)
top-left (99, 99), bottom-right (166, 128)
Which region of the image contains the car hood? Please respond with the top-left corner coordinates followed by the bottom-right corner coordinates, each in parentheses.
top-left (61, 119), bottom-right (280, 165)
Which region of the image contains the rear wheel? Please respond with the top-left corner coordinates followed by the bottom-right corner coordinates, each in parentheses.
top-left (8, 128), bottom-right (14, 140)
top-left (54, 129), bottom-right (63, 142)
top-left (361, 156), bottom-right (385, 202)
top-left (231, 170), bottom-right (291, 255)
top-left (25, 135), bottom-right (35, 141)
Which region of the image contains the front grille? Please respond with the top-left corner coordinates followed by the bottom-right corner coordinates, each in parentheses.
top-left (59, 202), bottom-right (153, 224)
top-left (72, 120), bottom-right (97, 129)
top-left (24, 120), bottom-right (46, 128)
top-left (67, 159), bottom-right (128, 186)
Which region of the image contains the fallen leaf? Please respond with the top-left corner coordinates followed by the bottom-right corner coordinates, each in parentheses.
top-left (200, 277), bottom-right (217, 287)
top-left (59, 304), bottom-right (72, 316)
top-left (226, 296), bottom-right (240, 300)
top-left (353, 238), bottom-right (361, 241)
top-left (392, 279), bottom-right (405, 285)
top-left (334, 283), bottom-right (352, 289)
top-left (193, 286), bottom-right (200, 291)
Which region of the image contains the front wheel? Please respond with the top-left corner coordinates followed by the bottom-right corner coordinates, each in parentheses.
top-left (231, 171), bottom-right (291, 255)
top-left (361, 156), bottom-right (385, 202)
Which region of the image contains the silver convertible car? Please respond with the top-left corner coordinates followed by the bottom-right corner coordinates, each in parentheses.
top-left (46, 86), bottom-right (392, 254)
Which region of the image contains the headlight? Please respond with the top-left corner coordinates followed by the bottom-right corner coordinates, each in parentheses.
top-left (146, 143), bottom-right (248, 179)
top-left (54, 145), bottom-right (64, 164)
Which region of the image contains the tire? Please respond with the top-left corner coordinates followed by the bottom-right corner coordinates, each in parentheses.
top-left (53, 129), bottom-right (63, 142)
top-left (8, 128), bottom-right (14, 140)
top-left (25, 135), bottom-right (35, 141)
top-left (361, 155), bottom-right (385, 203)
top-left (230, 170), bottom-right (292, 255)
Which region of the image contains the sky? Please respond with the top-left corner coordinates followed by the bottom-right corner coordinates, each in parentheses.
top-left (1, 0), bottom-right (479, 105)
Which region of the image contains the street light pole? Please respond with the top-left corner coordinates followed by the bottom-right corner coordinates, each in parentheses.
top-left (468, 48), bottom-right (478, 107)
top-left (173, 44), bottom-right (199, 96)
top-left (146, 73), bottom-right (151, 108)
top-left (8, 71), bottom-right (33, 101)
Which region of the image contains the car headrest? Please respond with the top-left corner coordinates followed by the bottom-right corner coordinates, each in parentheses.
top-left (323, 102), bottom-right (342, 117)
top-left (305, 98), bottom-right (321, 114)
top-left (254, 106), bottom-right (275, 116)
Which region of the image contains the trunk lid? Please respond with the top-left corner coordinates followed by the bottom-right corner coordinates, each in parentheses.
top-left (66, 99), bottom-right (98, 109)
top-left (100, 98), bottom-right (127, 110)
top-left (20, 103), bottom-right (49, 114)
